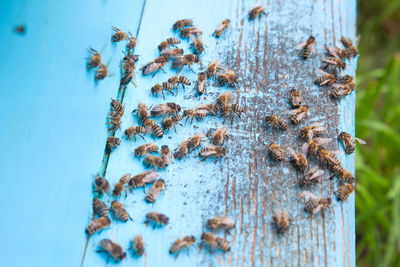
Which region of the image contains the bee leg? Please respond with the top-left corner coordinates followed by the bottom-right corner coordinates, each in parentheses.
top-left (188, 66), bottom-right (196, 74)
top-left (177, 66), bottom-right (184, 74)
top-left (145, 220), bottom-right (149, 227)
top-left (138, 134), bottom-right (146, 141)
top-left (125, 190), bottom-right (128, 199)
top-left (184, 117), bottom-right (190, 125)
top-left (173, 125), bottom-right (177, 133)
top-left (162, 91), bottom-right (166, 100)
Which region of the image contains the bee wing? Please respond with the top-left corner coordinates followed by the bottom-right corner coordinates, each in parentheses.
top-left (294, 41), bottom-right (307, 50)
top-left (305, 167), bottom-right (319, 176)
top-left (196, 109), bottom-right (209, 116)
top-left (301, 142), bottom-right (309, 155)
top-left (150, 104), bottom-right (169, 117)
top-left (322, 58), bottom-right (337, 65)
top-left (142, 62), bottom-right (161, 75)
top-left (299, 190), bottom-right (320, 201)
top-left (327, 47), bottom-right (341, 59)
top-left (331, 83), bottom-right (343, 88)
top-left (313, 137), bottom-right (332, 146)
top-left (355, 35), bottom-right (361, 46)
top-left (286, 147), bottom-right (296, 156)
top-left (195, 104), bottom-right (211, 110)
top-left (288, 108), bottom-right (301, 115)
top-left (316, 68), bottom-right (331, 76)
top-left (354, 137), bottom-right (367, 144)
top-left (312, 204), bottom-right (323, 214)
top-left (171, 56), bottom-right (185, 69)
top-left (309, 169), bottom-right (325, 180)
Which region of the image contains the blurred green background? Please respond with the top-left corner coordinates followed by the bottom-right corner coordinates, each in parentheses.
top-left (356, 1), bottom-right (400, 266)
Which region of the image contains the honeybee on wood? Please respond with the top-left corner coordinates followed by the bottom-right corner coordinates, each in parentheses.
top-left (151, 82), bottom-right (176, 99)
top-left (120, 70), bottom-right (134, 86)
top-left (111, 26), bottom-right (127, 42)
top-left (145, 211), bottom-right (169, 227)
top-left (174, 140), bottom-right (189, 160)
top-left (111, 200), bottom-right (132, 222)
top-left (322, 56), bottom-right (346, 70)
top-left (195, 72), bottom-right (207, 95)
top-left (211, 128), bottom-right (228, 145)
top-left (168, 75), bottom-right (192, 89)
top-left (171, 54), bottom-right (200, 73)
top-left (97, 239), bottom-right (126, 262)
top-left (158, 38), bottom-right (181, 51)
top-left (327, 46), bottom-right (349, 60)
top-left (162, 114), bottom-right (183, 132)
top-left (87, 48), bottom-right (102, 69)
top-left (187, 133), bottom-right (204, 151)
top-left (290, 89), bottom-right (304, 108)
top-left (206, 217), bottom-right (235, 233)
top-left (124, 126), bottom-right (147, 141)
top-left (183, 109), bottom-right (208, 124)
top-left (94, 175), bottom-right (110, 195)
top-left (132, 235), bottom-right (145, 256)
top-left (331, 165), bottom-right (355, 184)
top-left (300, 123), bottom-right (325, 142)
top-left (112, 173), bottom-right (131, 198)
top-left (200, 232), bottom-right (230, 252)
top-left (295, 36), bottom-right (316, 59)
top-left (340, 75), bottom-right (354, 84)
top-left (220, 103), bottom-right (244, 118)
top-left (106, 136), bottom-right (121, 152)
top-left (318, 148), bottom-right (341, 169)
top-left (216, 91), bottom-right (234, 108)
top-left (151, 103), bottom-right (181, 118)
top-left (315, 69), bottom-right (339, 86)
top-left (199, 144), bottom-right (227, 162)
top-left (135, 102), bottom-right (149, 122)
top-left (142, 55), bottom-right (169, 77)
top-left (265, 115), bottom-right (288, 130)
top-left (173, 19), bottom-right (193, 31)
top-left (121, 50), bottom-right (138, 72)
top-left (248, 5), bottom-right (266, 20)
top-left (180, 26), bottom-right (203, 39)
top-left (107, 117), bottom-right (121, 132)
top-left (95, 61), bottom-right (111, 81)
top-left (217, 70), bottom-right (239, 87)
top-left (336, 184), bottom-right (355, 201)
top-left (273, 210), bottom-right (290, 234)
top-left (338, 131), bottom-right (366, 154)
top-left (341, 36), bottom-right (359, 58)
top-left (170, 236), bottom-right (196, 257)
top-left (299, 167), bottom-right (325, 187)
top-left (287, 147), bottom-right (309, 172)
top-left (300, 191), bottom-right (332, 215)
top-left (143, 155), bottom-right (165, 169)
top-left (128, 170), bottom-right (159, 190)
top-left (191, 37), bottom-right (205, 54)
top-left (143, 118), bottom-right (164, 138)
top-left (194, 103), bottom-right (219, 116)
top-left (330, 84), bottom-right (355, 99)
top-left (110, 99), bottom-right (124, 116)
top-left (302, 137), bottom-right (332, 157)
top-left (289, 105), bottom-right (309, 124)
top-left (93, 198), bottom-right (109, 218)
top-left (145, 179), bottom-right (165, 202)
top-left (206, 60), bottom-right (221, 78)
top-left (161, 48), bottom-right (184, 59)
top-left (127, 32), bottom-right (137, 50)
top-left (86, 216), bottom-right (110, 235)
top-left (135, 143), bottom-right (158, 159)
top-left (213, 19), bottom-right (230, 37)
top-left (269, 142), bottom-right (284, 161)
top-left (160, 145), bottom-right (172, 167)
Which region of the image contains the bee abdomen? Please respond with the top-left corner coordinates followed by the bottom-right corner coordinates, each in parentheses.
top-left (178, 76), bottom-right (191, 85)
top-left (171, 114), bottom-right (183, 123)
top-left (216, 237), bottom-right (230, 252)
top-left (167, 37), bottom-right (180, 45)
top-left (162, 82), bottom-right (175, 90)
top-left (150, 124), bottom-right (164, 138)
top-left (301, 47), bottom-right (312, 59)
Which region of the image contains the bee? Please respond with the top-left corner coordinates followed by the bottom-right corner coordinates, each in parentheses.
top-left (217, 70), bottom-right (238, 87)
top-left (213, 19), bottom-right (230, 37)
top-left (122, 50), bottom-right (140, 65)
top-left (145, 179), bottom-right (165, 202)
top-left (142, 55), bottom-right (168, 77)
top-left (120, 70), bottom-right (134, 86)
top-left (124, 126), bottom-right (147, 141)
top-left (290, 89), bottom-right (304, 108)
top-left (265, 115), bottom-right (288, 130)
top-left (336, 184), bottom-right (355, 201)
top-left (111, 200), bottom-right (131, 222)
top-left (300, 191), bottom-right (332, 215)
top-left (206, 60), bottom-right (221, 78)
top-left (302, 137), bottom-right (332, 157)
top-left (295, 36), bottom-right (316, 59)
top-left (300, 123), bottom-right (325, 141)
top-left (199, 145), bottom-right (227, 162)
top-left (86, 216), bottom-right (110, 235)
top-left (191, 37), bottom-right (205, 54)
top-left (338, 132), bottom-right (366, 154)
top-left (173, 19), bottom-right (193, 31)
top-left (87, 48), bottom-right (102, 69)
top-left (341, 36), bottom-right (359, 58)
top-left (187, 133), bottom-right (204, 151)
top-left (206, 217), bottom-right (235, 233)
top-left (273, 210), bottom-right (290, 234)
top-left (331, 165), bottom-right (355, 184)
top-left (110, 99), bottom-right (124, 116)
top-left (329, 84), bottom-right (354, 99)
top-left (93, 198), bottom-right (109, 218)
top-left (158, 38), bottom-right (181, 51)
top-left (162, 114), bottom-right (183, 132)
top-left (211, 128), bottom-right (228, 145)
top-left (318, 148), bottom-right (341, 169)
top-left (200, 232), bottom-right (230, 252)
top-left (143, 155), bottom-right (165, 169)
top-left (128, 170), bottom-right (159, 190)
top-left (269, 142), bottom-right (284, 161)
top-left (327, 46), bottom-right (349, 60)
top-left (132, 235), bottom-right (145, 256)
top-left (299, 167), bottom-right (325, 186)
top-left (107, 116), bottom-right (121, 132)
top-left (183, 109), bottom-right (208, 124)
top-left (288, 147), bottom-right (309, 172)
top-left (106, 137), bottom-right (121, 152)
top-left (95, 62), bottom-right (111, 81)
top-left (215, 91), bottom-right (234, 108)
top-left (145, 212), bottom-right (169, 227)
top-left (194, 103), bottom-right (219, 116)
top-left (127, 32), bottom-right (137, 50)
top-left (168, 75), bottom-right (191, 89)
top-left (143, 118), bottom-right (164, 138)
top-left (97, 239), bottom-right (126, 262)
top-left (220, 103), bottom-right (244, 118)
top-left (161, 48), bottom-right (184, 59)
top-left (150, 103), bottom-right (181, 118)
top-left (112, 173), bottom-right (131, 198)
top-left (195, 72), bottom-right (207, 95)
top-left (340, 75), bottom-right (354, 84)
top-left (111, 26), bottom-right (127, 42)
top-left (135, 143), bottom-right (158, 159)
top-left (136, 102), bottom-right (149, 122)
top-left (249, 5), bottom-right (266, 20)
top-left (170, 236), bottom-right (196, 257)
top-left (322, 56), bottom-right (346, 70)
top-left (94, 175), bottom-right (110, 195)
top-left (315, 69), bottom-right (339, 86)
top-left (171, 54), bottom-right (200, 73)
top-left (180, 26), bottom-right (203, 39)
top-left (151, 82), bottom-right (175, 98)
top-left (289, 105), bottom-right (309, 124)
top-left (174, 140), bottom-right (189, 160)
top-left (160, 145), bottom-right (172, 167)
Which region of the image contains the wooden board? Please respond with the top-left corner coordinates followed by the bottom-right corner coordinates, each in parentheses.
top-left (0, 0), bottom-right (356, 266)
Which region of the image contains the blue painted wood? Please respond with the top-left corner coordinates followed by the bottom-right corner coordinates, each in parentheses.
top-left (0, 0), bottom-right (356, 266)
